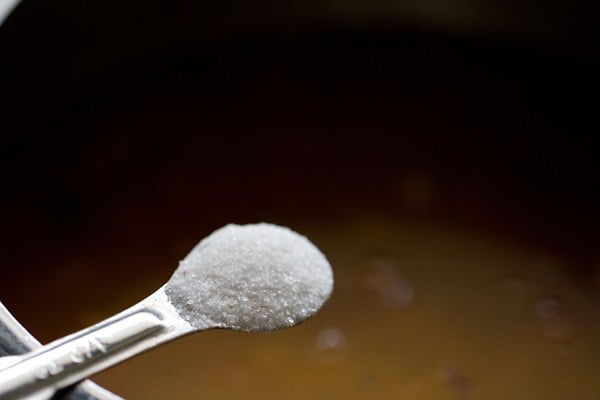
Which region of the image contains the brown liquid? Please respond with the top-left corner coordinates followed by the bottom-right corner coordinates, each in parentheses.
top-left (80, 219), bottom-right (598, 399)
top-left (1, 19), bottom-right (598, 398)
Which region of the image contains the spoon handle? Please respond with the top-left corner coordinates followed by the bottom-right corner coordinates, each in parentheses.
top-left (0, 300), bottom-right (124, 400)
top-left (0, 287), bottom-right (194, 400)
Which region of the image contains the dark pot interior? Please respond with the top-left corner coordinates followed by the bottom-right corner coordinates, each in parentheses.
top-left (1, 1), bottom-right (599, 398)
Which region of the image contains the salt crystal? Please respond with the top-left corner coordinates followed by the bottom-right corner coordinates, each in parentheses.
top-left (165, 223), bottom-right (334, 332)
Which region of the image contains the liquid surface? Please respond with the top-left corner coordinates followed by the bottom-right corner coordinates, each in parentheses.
top-left (90, 220), bottom-right (599, 400)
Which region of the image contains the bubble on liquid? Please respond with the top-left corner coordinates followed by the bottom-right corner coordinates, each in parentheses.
top-left (363, 256), bottom-right (414, 308)
top-left (316, 328), bottom-right (347, 351)
top-left (534, 295), bottom-right (575, 342)
top-left (500, 274), bottom-right (531, 292)
top-left (438, 365), bottom-right (471, 397)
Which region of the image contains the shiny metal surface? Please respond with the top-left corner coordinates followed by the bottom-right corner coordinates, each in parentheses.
top-left (0, 287), bottom-right (197, 399)
top-left (0, 301), bottom-right (124, 400)
top-left (0, 0), bottom-right (20, 26)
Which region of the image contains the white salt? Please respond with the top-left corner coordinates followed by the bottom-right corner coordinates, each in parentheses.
top-left (165, 223), bottom-right (334, 332)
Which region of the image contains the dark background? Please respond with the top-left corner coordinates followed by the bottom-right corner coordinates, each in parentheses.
top-left (0, 0), bottom-right (599, 372)
top-left (1, 1), bottom-right (600, 398)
